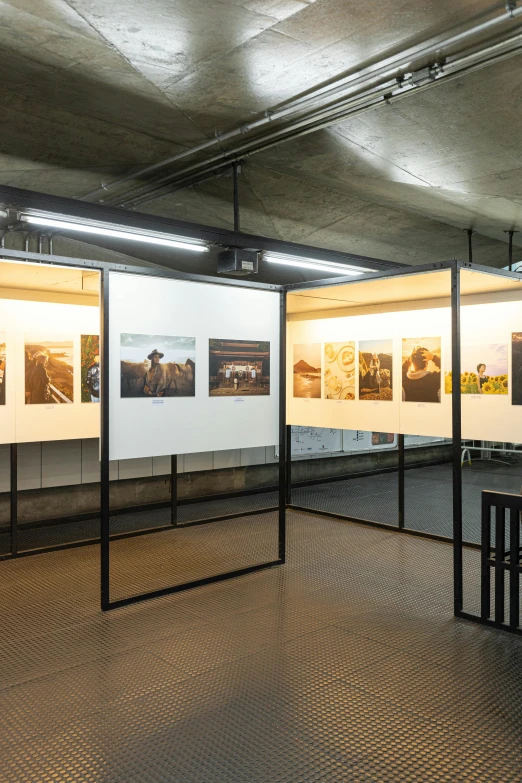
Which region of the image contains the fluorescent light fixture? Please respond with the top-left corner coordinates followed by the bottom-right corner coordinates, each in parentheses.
top-left (20, 213), bottom-right (209, 253)
top-left (264, 251), bottom-right (369, 276)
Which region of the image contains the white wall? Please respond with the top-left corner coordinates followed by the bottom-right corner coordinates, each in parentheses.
top-left (0, 441), bottom-right (278, 491)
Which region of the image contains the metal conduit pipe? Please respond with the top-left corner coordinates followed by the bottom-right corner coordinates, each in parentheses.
top-left (116, 80), bottom-right (396, 207)
top-left (79, 2), bottom-right (522, 204)
top-left (119, 162), bottom-right (246, 209)
top-left (276, 3), bottom-right (522, 112)
top-left (121, 36), bottom-right (522, 209)
top-left (118, 31), bottom-right (522, 208)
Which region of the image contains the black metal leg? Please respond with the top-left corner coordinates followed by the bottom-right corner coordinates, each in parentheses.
top-left (278, 291), bottom-right (287, 563)
top-left (285, 425), bottom-right (292, 505)
top-left (509, 507), bottom-right (519, 629)
top-left (10, 443), bottom-right (17, 556)
top-left (398, 434), bottom-right (404, 529)
top-left (171, 455), bottom-right (178, 526)
top-left (100, 269), bottom-right (110, 611)
top-left (494, 505), bottom-right (505, 625)
top-left (451, 263), bottom-right (463, 615)
top-left (480, 493), bottom-right (491, 620)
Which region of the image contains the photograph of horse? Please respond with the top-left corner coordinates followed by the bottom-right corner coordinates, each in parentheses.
top-left (120, 333), bottom-right (196, 398)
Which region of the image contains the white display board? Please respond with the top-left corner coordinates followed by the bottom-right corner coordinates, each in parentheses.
top-left (459, 298), bottom-right (520, 442)
top-left (291, 426), bottom-right (342, 455)
top-left (287, 303), bottom-right (452, 439)
top-left (0, 297), bottom-right (100, 444)
top-left (0, 299), bottom-right (16, 444)
top-left (287, 290), bottom-right (522, 443)
top-left (109, 272), bottom-right (280, 460)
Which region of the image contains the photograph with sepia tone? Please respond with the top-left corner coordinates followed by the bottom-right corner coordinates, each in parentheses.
top-left (359, 339), bottom-right (393, 401)
top-left (293, 343), bottom-right (321, 398)
top-left (25, 336), bottom-right (74, 404)
top-left (324, 342), bottom-right (355, 400)
top-left (402, 336), bottom-right (441, 403)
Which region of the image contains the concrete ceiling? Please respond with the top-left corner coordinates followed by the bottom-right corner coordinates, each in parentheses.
top-left (1, 0), bottom-right (522, 275)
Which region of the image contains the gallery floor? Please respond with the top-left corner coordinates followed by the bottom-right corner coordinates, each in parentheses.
top-left (1, 509), bottom-right (522, 782)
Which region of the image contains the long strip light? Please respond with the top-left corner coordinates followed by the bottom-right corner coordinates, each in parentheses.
top-left (264, 251), bottom-right (370, 276)
top-left (20, 213), bottom-right (209, 253)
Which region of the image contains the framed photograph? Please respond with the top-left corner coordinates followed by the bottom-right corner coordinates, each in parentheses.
top-left (445, 343), bottom-right (508, 395)
top-left (25, 336), bottom-right (74, 404)
top-left (359, 339), bottom-right (393, 401)
top-left (121, 333), bottom-right (196, 398)
top-left (402, 337), bottom-right (441, 403)
top-left (293, 343), bottom-right (321, 398)
top-left (324, 342), bottom-right (355, 400)
top-left (209, 338), bottom-right (270, 396)
top-left (81, 335), bottom-right (100, 403)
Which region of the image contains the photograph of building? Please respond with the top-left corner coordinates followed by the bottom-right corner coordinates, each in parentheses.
top-left (209, 338), bottom-right (270, 396)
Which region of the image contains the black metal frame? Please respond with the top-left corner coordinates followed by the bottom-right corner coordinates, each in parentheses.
top-left (3, 221), bottom-right (522, 623)
top-left (0, 245), bottom-right (287, 610)
top-left (0, 183), bottom-right (402, 273)
top-left (457, 490), bottom-right (522, 635)
top-left (284, 259), bottom-right (522, 627)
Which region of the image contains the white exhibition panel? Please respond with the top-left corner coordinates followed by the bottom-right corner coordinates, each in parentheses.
top-left (460, 297), bottom-right (522, 442)
top-left (287, 303), bottom-right (452, 439)
top-left (109, 272), bottom-right (280, 461)
top-left (0, 298), bottom-right (16, 444)
top-left (0, 297), bottom-right (100, 444)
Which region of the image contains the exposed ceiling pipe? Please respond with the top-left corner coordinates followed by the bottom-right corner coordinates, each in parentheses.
top-left (118, 163), bottom-right (238, 209)
top-left (119, 34), bottom-right (522, 209)
top-left (79, 2), bottom-right (522, 204)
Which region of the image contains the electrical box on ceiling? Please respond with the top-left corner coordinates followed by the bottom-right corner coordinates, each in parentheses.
top-left (217, 248), bottom-right (259, 276)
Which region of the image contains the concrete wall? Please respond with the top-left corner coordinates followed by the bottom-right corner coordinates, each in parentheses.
top-left (0, 441), bottom-right (451, 526)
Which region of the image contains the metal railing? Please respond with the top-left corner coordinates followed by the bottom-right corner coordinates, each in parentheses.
top-left (480, 490), bottom-right (521, 632)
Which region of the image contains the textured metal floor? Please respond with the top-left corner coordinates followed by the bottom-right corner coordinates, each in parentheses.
top-left (293, 459), bottom-right (522, 543)
top-left (2, 510), bottom-right (522, 782)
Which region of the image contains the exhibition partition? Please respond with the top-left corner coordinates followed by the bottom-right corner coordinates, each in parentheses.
top-left (0, 249), bottom-right (286, 609)
top-left (2, 249), bottom-right (522, 633)
top-left (285, 260), bottom-right (522, 634)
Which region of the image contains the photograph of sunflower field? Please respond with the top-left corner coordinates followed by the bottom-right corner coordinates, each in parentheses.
top-left (445, 343), bottom-right (508, 395)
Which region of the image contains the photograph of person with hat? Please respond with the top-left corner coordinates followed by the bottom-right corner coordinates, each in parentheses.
top-left (144, 348), bottom-right (167, 397)
top-left (120, 333), bottom-right (196, 398)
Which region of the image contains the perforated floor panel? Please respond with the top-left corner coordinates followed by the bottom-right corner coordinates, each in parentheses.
top-left (1, 510), bottom-right (521, 782)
